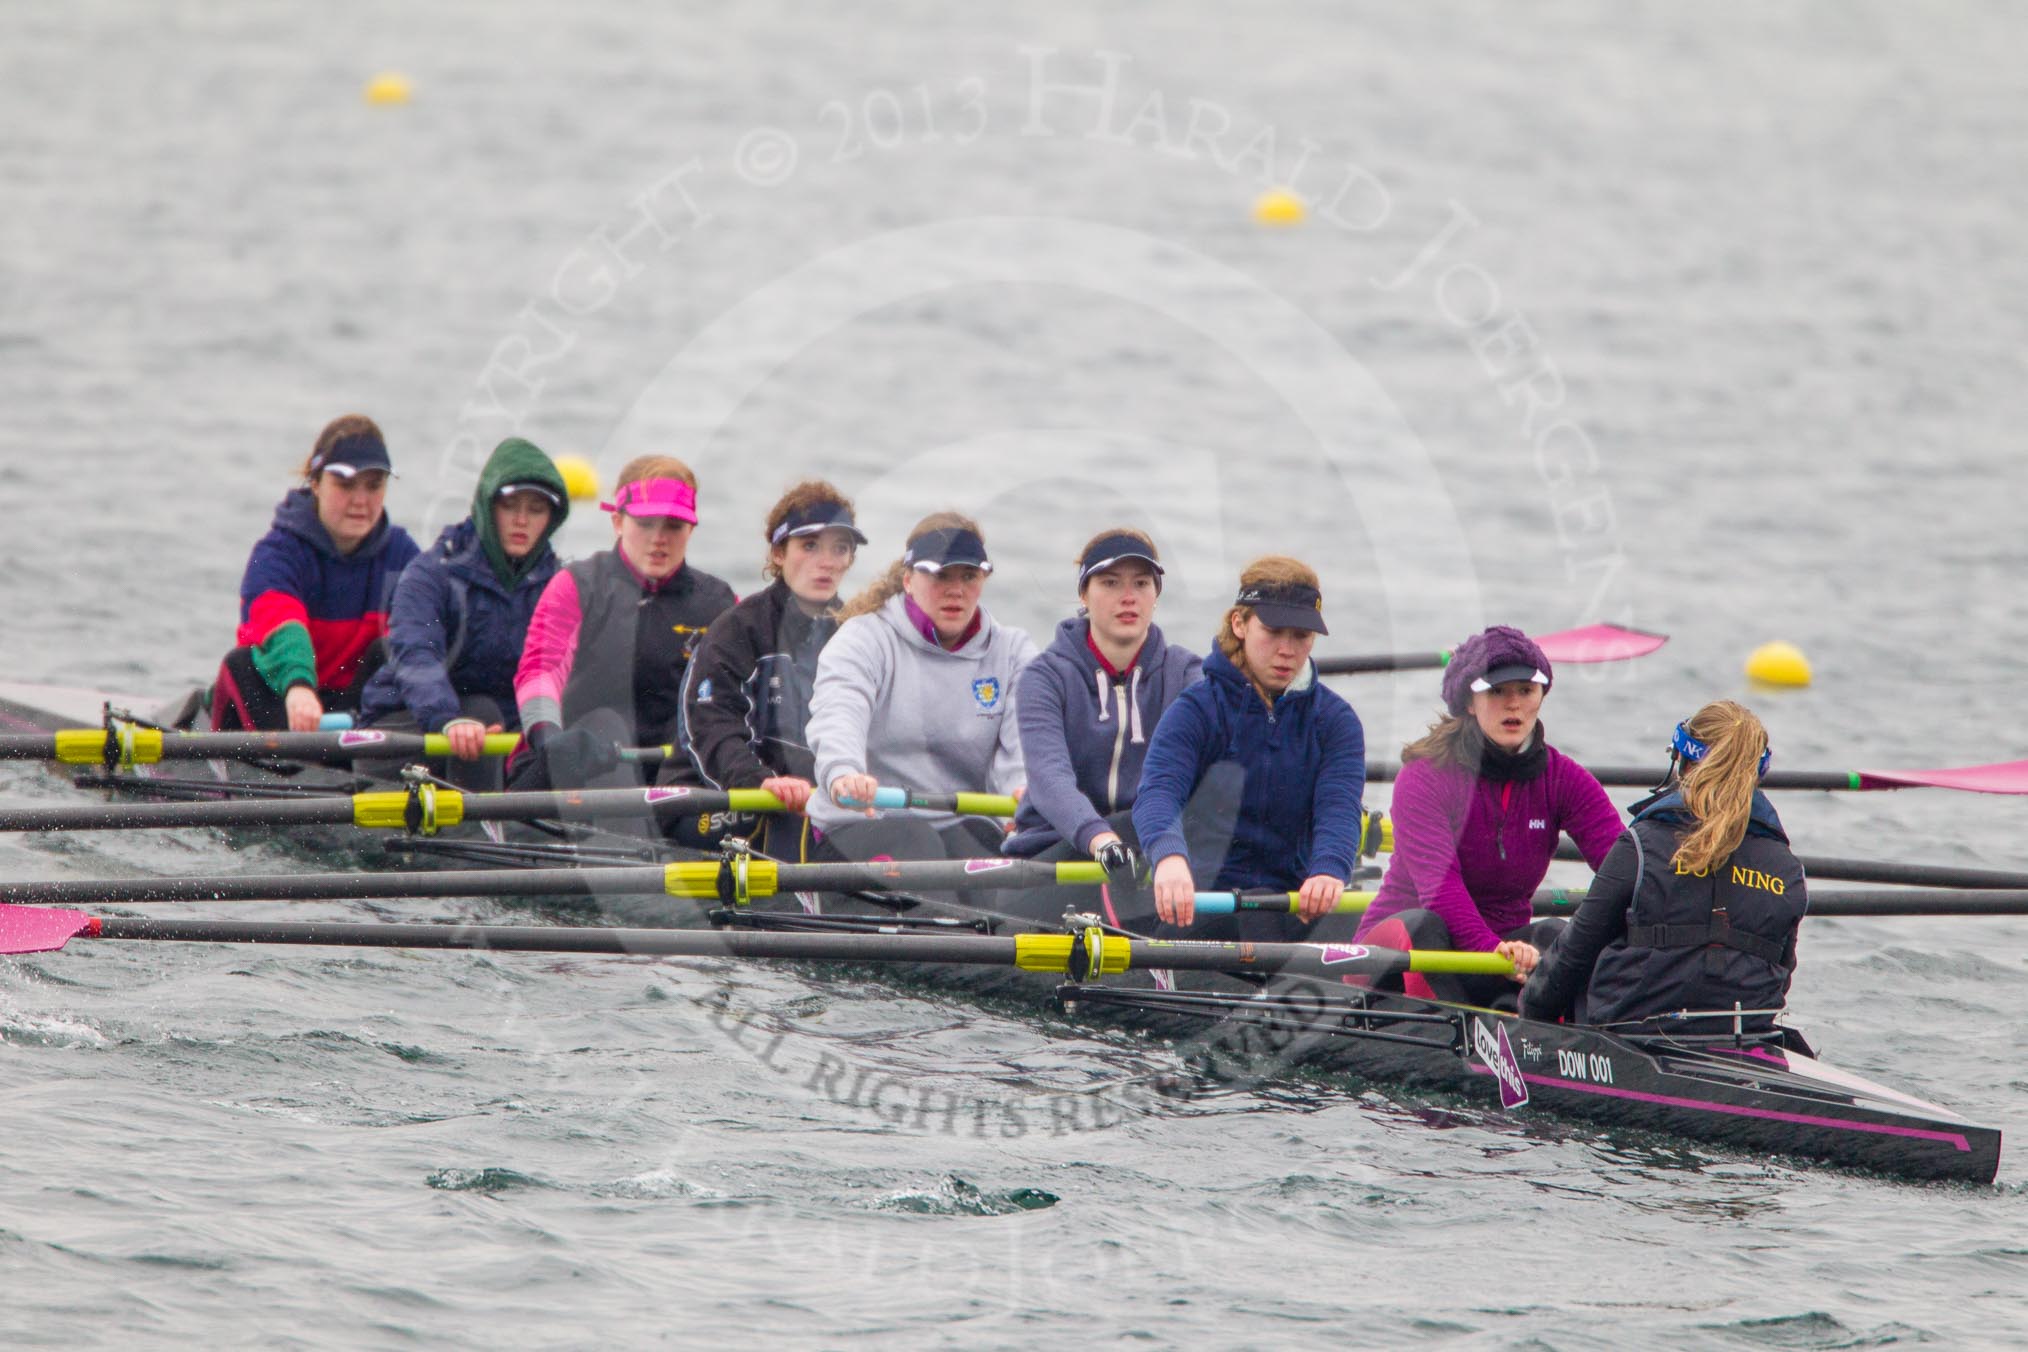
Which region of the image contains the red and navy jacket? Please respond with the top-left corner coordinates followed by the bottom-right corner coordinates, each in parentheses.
top-left (235, 488), bottom-right (421, 692)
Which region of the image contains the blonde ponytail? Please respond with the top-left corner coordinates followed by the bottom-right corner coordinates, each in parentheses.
top-left (1671, 700), bottom-right (1769, 876)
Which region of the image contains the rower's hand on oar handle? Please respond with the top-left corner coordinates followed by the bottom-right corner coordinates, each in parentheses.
top-left (442, 719), bottom-right (501, 761)
top-left (1153, 855), bottom-right (1197, 928)
top-left (1295, 875), bottom-right (1345, 923)
top-left (284, 686), bottom-right (324, 733)
top-left (1092, 836), bottom-right (1148, 890)
top-left (1494, 939), bottom-right (1541, 983)
top-left (830, 774), bottom-right (880, 817)
top-left (761, 776), bottom-right (815, 813)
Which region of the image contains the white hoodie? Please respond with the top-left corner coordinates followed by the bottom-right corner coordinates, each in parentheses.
top-left (807, 593), bottom-right (1038, 830)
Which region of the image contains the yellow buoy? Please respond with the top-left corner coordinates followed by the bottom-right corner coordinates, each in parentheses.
top-left (553, 455), bottom-right (601, 502)
top-left (364, 72), bottom-right (413, 106)
top-left (1745, 641), bottom-right (1813, 688)
top-left (1252, 188), bottom-right (1307, 227)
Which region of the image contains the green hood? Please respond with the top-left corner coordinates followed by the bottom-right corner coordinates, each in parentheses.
top-left (474, 437), bottom-right (570, 586)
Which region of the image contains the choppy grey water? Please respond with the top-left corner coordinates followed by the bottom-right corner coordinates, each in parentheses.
top-left (5, 2), bottom-right (2028, 1346)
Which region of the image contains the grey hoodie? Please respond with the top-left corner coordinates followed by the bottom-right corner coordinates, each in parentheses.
top-left (807, 594), bottom-right (1038, 831)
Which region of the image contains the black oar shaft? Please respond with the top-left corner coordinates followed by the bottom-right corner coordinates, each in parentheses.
top-left (723, 860), bottom-right (1062, 893)
top-left (1314, 653), bottom-right (1446, 677)
top-left (1802, 889), bottom-right (2028, 917)
top-left (0, 730), bottom-right (438, 765)
top-left (1187, 763), bottom-right (1967, 794)
top-left (1550, 840), bottom-right (2028, 890)
top-left (77, 916), bottom-right (1452, 979)
top-left (0, 787), bottom-right (752, 833)
top-left (1534, 887), bottom-right (2028, 918)
top-left (1573, 765), bottom-right (1861, 791)
top-left (0, 730), bottom-right (678, 768)
top-left (0, 866), bottom-right (671, 905)
top-left (88, 917), bottom-right (1027, 961)
top-left (0, 858), bottom-right (1072, 905)
top-left (1793, 858), bottom-right (2028, 890)
top-left (0, 798), bottom-right (357, 831)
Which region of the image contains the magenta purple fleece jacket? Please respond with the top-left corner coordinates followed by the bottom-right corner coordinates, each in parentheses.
top-left (1355, 746), bottom-right (1623, 951)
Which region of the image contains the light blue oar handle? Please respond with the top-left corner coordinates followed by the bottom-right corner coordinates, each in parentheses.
top-left (319, 713), bottom-right (355, 731)
top-left (837, 788), bottom-right (909, 809)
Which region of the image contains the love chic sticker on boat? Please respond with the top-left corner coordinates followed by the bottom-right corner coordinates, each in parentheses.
top-left (1474, 1018), bottom-right (1530, 1110)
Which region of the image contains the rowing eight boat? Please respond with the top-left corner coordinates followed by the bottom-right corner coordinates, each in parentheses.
top-left (0, 683), bottom-right (2002, 1183)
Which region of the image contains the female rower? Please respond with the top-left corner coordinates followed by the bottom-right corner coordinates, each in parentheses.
top-left (807, 512), bottom-right (1037, 863)
top-left (211, 415), bottom-right (421, 732)
top-left (676, 480), bottom-right (866, 861)
top-left (1522, 701), bottom-right (1805, 1031)
top-left (1000, 529), bottom-right (1201, 924)
top-left (1349, 625), bottom-right (1623, 1005)
top-left (356, 438), bottom-right (570, 789)
top-left (1132, 556), bottom-right (1365, 942)
top-left (509, 454), bottom-right (736, 791)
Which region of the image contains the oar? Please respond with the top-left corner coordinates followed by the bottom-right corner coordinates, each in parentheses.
top-left (856, 787), bottom-right (1019, 815)
top-left (1316, 622), bottom-right (1667, 677)
top-left (1549, 841), bottom-right (2028, 889)
top-left (1569, 762), bottom-right (2028, 794)
top-left (1194, 891), bottom-right (1377, 916)
top-left (1217, 881), bottom-right (2028, 920)
top-left (0, 857), bottom-right (1150, 907)
top-left (0, 855), bottom-right (1390, 917)
top-left (0, 726), bottom-right (677, 768)
top-left (1531, 887), bottom-right (2028, 918)
top-left (0, 906), bottom-right (1514, 978)
top-left (34, 719), bottom-right (2022, 795)
top-left (1363, 758), bottom-right (2028, 795)
top-left (0, 784), bottom-right (1018, 833)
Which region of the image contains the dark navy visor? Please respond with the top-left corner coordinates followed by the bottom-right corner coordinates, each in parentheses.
top-left (1235, 580), bottom-right (1327, 635)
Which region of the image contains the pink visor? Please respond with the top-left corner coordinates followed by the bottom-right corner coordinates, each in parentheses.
top-left (601, 478), bottom-right (697, 523)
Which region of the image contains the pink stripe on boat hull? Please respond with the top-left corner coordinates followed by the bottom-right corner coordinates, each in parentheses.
top-left (1468, 1065), bottom-right (1973, 1152)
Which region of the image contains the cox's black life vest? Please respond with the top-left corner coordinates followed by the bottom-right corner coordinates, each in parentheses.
top-left (559, 551), bottom-right (736, 747)
top-left (1583, 790), bottom-right (1807, 1029)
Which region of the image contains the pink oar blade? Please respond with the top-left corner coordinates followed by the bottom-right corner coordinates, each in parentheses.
top-left (1855, 760), bottom-right (2028, 795)
top-left (1535, 623), bottom-right (1669, 665)
top-left (0, 906), bottom-right (95, 956)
